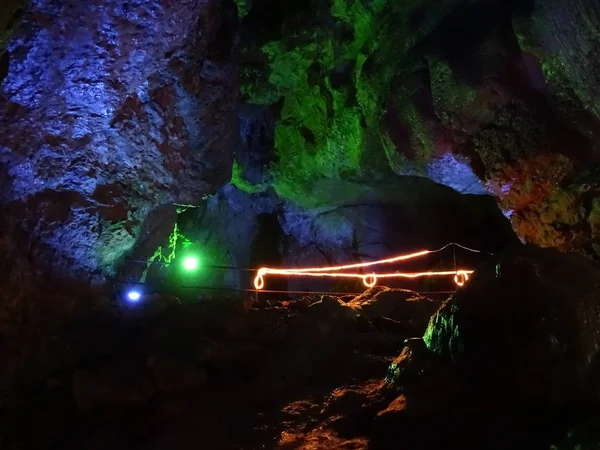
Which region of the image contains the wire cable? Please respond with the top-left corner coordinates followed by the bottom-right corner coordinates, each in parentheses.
top-left (113, 281), bottom-right (456, 297)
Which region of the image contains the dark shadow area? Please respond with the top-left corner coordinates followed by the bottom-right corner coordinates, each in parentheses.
top-left (240, 0), bottom-right (319, 45)
top-left (250, 212), bottom-right (288, 294)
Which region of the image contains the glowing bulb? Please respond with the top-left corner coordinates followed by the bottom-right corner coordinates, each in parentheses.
top-left (254, 273), bottom-right (265, 290)
top-left (363, 274), bottom-right (377, 288)
top-left (127, 291), bottom-right (141, 302)
top-left (454, 271), bottom-right (469, 287)
top-left (183, 256), bottom-right (199, 271)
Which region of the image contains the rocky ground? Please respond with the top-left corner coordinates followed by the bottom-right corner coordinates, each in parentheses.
top-left (1, 243), bottom-right (599, 450)
top-left (0, 287), bottom-right (435, 450)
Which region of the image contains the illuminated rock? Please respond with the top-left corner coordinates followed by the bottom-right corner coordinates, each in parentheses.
top-left (0, 0), bottom-right (238, 275)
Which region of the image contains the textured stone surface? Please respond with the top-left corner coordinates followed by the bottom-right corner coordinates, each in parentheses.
top-left (0, 0), bottom-right (238, 275)
top-left (0, 288), bottom-right (441, 448)
top-left (235, 0), bottom-right (600, 259)
top-left (4, 282), bottom-right (595, 449)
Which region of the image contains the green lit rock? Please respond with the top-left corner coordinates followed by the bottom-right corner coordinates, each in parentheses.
top-left (230, 161), bottom-right (267, 194)
top-left (234, 0), bottom-right (252, 18)
top-left (238, 0), bottom-right (468, 207)
top-left (399, 102), bottom-right (435, 166)
top-left (234, 0), bottom-right (600, 258)
top-left (385, 339), bottom-right (433, 386)
top-left (423, 302), bottom-right (463, 363)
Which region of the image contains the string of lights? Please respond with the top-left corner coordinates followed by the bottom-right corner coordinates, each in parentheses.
top-left (119, 242), bottom-right (485, 303)
top-left (253, 243), bottom-right (478, 290)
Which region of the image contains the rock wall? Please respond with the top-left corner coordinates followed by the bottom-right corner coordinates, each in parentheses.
top-left (236, 0), bottom-right (600, 259)
top-left (2, 0), bottom-right (600, 314)
top-left (0, 0), bottom-right (239, 334)
top-left (0, 0), bottom-right (238, 273)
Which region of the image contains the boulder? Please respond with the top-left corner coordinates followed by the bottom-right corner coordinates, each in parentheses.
top-left (183, 178), bottom-right (516, 293)
top-left (423, 244), bottom-right (600, 409)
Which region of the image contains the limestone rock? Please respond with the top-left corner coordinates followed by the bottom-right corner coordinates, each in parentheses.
top-left (184, 177), bottom-right (516, 293)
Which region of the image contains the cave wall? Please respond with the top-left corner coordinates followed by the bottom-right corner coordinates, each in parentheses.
top-left (1, 0), bottom-right (599, 312)
top-left (0, 0), bottom-right (238, 272)
top-left (235, 0), bottom-right (600, 259)
top-left (0, 0), bottom-right (239, 334)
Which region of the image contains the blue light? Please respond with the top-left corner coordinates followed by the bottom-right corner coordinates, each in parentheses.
top-left (127, 290), bottom-right (141, 302)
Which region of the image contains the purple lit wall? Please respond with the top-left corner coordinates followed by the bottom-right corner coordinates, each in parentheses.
top-left (0, 0), bottom-right (238, 273)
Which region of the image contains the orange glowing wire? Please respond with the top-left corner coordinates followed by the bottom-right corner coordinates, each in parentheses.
top-left (454, 271), bottom-right (469, 287)
top-left (253, 243), bottom-right (479, 291)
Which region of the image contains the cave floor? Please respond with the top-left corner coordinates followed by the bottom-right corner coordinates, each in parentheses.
top-left (0, 293), bottom-right (578, 450)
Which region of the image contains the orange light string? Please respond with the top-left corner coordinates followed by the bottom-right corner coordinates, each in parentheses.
top-left (253, 243), bottom-right (479, 290)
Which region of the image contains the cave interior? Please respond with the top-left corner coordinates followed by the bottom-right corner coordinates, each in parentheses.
top-left (1, 0), bottom-right (600, 448)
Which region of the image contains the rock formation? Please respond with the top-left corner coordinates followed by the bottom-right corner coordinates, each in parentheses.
top-left (235, 0), bottom-right (600, 259)
top-left (2, 0), bottom-right (599, 297)
top-left (0, 0), bottom-right (238, 277)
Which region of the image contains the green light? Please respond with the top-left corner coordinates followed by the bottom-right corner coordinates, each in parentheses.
top-left (183, 256), bottom-right (199, 271)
